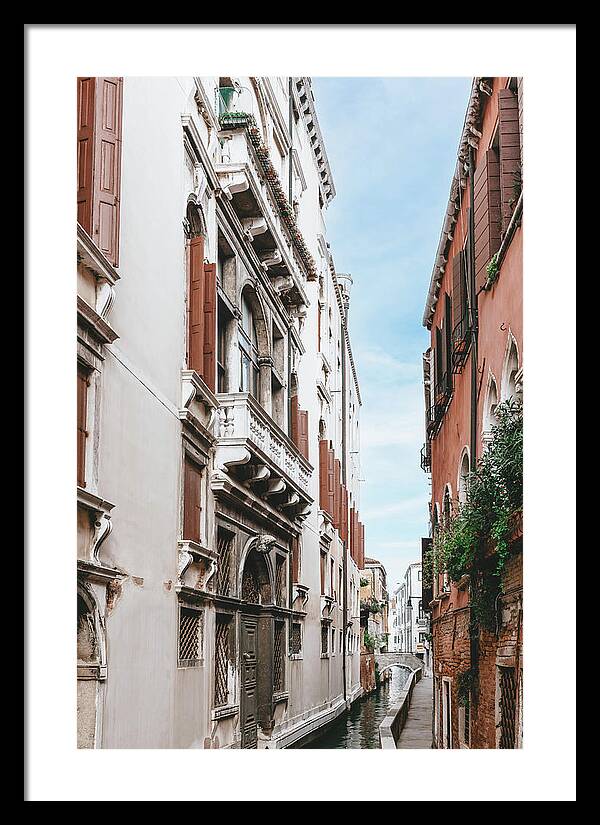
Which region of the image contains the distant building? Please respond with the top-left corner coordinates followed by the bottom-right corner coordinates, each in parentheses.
top-left (390, 563), bottom-right (428, 667)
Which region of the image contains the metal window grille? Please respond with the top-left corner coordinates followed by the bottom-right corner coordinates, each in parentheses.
top-left (276, 556), bottom-right (286, 606)
top-left (321, 622), bottom-right (328, 654)
top-left (498, 666), bottom-right (517, 748)
top-left (291, 622), bottom-right (302, 655)
top-left (273, 621), bottom-right (285, 692)
top-left (241, 566), bottom-right (259, 603)
top-left (214, 615), bottom-right (230, 706)
top-left (463, 698), bottom-right (471, 745)
top-left (216, 528), bottom-right (234, 596)
top-left (178, 607), bottom-right (202, 667)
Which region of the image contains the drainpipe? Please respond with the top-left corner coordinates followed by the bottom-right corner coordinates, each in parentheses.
top-left (468, 145), bottom-right (480, 699)
top-left (341, 295), bottom-right (348, 705)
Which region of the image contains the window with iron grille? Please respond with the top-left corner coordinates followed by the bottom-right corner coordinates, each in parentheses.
top-left (463, 697), bottom-right (471, 746)
top-left (321, 621), bottom-right (328, 655)
top-left (178, 606), bottom-right (203, 667)
top-left (273, 621), bottom-right (285, 692)
top-left (498, 666), bottom-right (517, 748)
top-left (216, 527), bottom-right (234, 596)
top-left (290, 622), bottom-right (302, 656)
top-left (275, 555), bottom-right (286, 607)
top-left (214, 615), bottom-right (231, 706)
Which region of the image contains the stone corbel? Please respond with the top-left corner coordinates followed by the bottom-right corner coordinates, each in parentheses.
top-left (91, 510), bottom-right (113, 564)
top-left (177, 547), bottom-right (194, 585)
top-left (193, 162), bottom-right (207, 202)
top-left (272, 275), bottom-right (294, 296)
top-left (320, 595), bottom-right (335, 618)
top-left (295, 503), bottom-right (312, 523)
top-left (220, 170), bottom-right (249, 197)
top-left (177, 540), bottom-right (219, 589)
top-left (96, 280), bottom-right (115, 319)
top-left (264, 478), bottom-right (286, 498)
top-left (242, 217), bottom-right (268, 240)
top-left (214, 445), bottom-right (251, 473)
top-left (246, 464), bottom-right (271, 486)
top-left (293, 583), bottom-right (310, 610)
top-left (281, 491), bottom-right (300, 509)
top-left (259, 249), bottom-right (282, 269)
top-left (218, 406), bottom-right (235, 437)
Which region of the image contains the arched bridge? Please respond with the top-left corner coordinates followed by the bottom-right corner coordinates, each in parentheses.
top-left (375, 652), bottom-right (424, 672)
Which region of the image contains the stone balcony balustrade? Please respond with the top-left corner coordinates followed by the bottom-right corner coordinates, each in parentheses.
top-left (212, 392), bottom-right (312, 523)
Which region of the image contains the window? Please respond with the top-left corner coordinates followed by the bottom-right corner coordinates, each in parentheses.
top-left (290, 622), bottom-right (302, 656)
top-left (459, 696), bottom-right (471, 747)
top-left (442, 678), bottom-right (453, 749)
top-left (458, 449), bottom-right (470, 506)
top-left (183, 457), bottom-right (202, 543)
top-left (217, 298), bottom-right (232, 394)
top-left (483, 376), bottom-right (499, 447)
top-left (77, 364), bottom-right (90, 488)
top-left (275, 555), bottom-right (287, 607)
top-left (178, 606), bottom-right (203, 668)
top-left (239, 291), bottom-right (259, 397)
top-left (216, 527), bottom-right (234, 596)
top-left (320, 550), bottom-right (327, 595)
top-left (214, 614), bottom-right (232, 707)
top-left (321, 621), bottom-right (329, 656)
top-left (418, 570), bottom-right (422, 581)
top-left (273, 621), bottom-right (285, 692)
top-left (330, 558), bottom-right (335, 599)
top-left (498, 666), bottom-right (517, 749)
top-left (331, 626), bottom-right (336, 655)
top-left (291, 536), bottom-right (301, 583)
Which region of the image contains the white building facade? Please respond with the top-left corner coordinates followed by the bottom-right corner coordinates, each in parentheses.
top-left (391, 563), bottom-right (427, 661)
top-left (76, 76), bottom-right (363, 749)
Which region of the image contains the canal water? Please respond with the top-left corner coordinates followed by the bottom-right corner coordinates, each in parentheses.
top-left (300, 666), bottom-right (410, 749)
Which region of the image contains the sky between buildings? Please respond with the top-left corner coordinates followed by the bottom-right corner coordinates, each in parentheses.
top-left (312, 76), bottom-right (472, 593)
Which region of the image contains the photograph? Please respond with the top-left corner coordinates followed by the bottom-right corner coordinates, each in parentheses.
top-left (26, 23), bottom-right (576, 802)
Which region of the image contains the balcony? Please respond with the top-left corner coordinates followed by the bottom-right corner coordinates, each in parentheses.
top-left (420, 441), bottom-right (431, 473)
top-left (215, 127), bottom-right (309, 311)
top-left (452, 316), bottom-right (472, 373)
top-left (212, 392), bottom-right (312, 523)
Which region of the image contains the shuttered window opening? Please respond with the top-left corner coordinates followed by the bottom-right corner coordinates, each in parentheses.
top-left (76, 77), bottom-right (123, 267)
top-left (291, 535), bottom-right (301, 583)
top-left (214, 615), bottom-right (231, 707)
top-left (77, 364), bottom-right (90, 488)
top-left (318, 440), bottom-right (335, 518)
top-left (188, 236), bottom-right (217, 393)
top-left (183, 458), bottom-right (202, 544)
top-left (333, 459), bottom-right (341, 529)
top-left (291, 396), bottom-right (310, 461)
top-left (216, 527), bottom-right (234, 596)
top-left (291, 622), bottom-right (302, 656)
top-left (321, 621), bottom-right (329, 655)
top-left (320, 550), bottom-right (327, 595)
top-left (451, 250), bottom-right (471, 373)
top-left (474, 147), bottom-right (501, 292)
top-left (178, 607), bottom-right (203, 667)
top-left (498, 87), bottom-right (522, 234)
top-left (275, 555), bottom-right (287, 607)
top-left (273, 621), bottom-right (285, 692)
top-left (498, 666), bottom-right (517, 748)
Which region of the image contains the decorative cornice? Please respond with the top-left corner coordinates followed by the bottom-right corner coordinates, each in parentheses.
top-left (294, 78), bottom-right (336, 204)
top-left (422, 78), bottom-right (492, 329)
top-left (77, 296), bottom-right (119, 346)
top-left (77, 224), bottom-right (120, 286)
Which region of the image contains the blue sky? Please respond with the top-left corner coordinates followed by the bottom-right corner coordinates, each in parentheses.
top-left (312, 77), bottom-right (471, 594)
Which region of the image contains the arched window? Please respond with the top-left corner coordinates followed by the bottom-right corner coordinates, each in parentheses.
top-left (239, 291), bottom-right (259, 397)
top-left (77, 591), bottom-right (99, 664)
top-left (458, 449), bottom-right (470, 506)
top-left (443, 485), bottom-right (452, 526)
top-left (483, 376), bottom-right (499, 447)
top-left (502, 337), bottom-right (520, 402)
top-left (241, 549), bottom-right (272, 604)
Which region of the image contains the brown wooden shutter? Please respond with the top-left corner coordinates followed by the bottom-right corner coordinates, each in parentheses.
top-left (319, 440), bottom-right (329, 511)
top-left (92, 78), bottom-right (123, 266)
top-left (360, 522), bottom-right (365, 569)
top-left (77, 77), bottom-right (95, 233)
top-left (188, 236), bottom-right (205, 373)
top-left (327, 445), bottom-right (335, 518)
top-left (444, 294), bottom-right (453, 389)
top-left (291, 536), bottom-right (300, 583)
top-left (203, 263), bottom-right (217, 392)
top-left (350, 506), bottom-right (356, 560)
top-left (498, 87), bottom-right (522, 232)
top-left (77, 364), bottom-right (89, 488)
top-left (183, 458), bottom-right (202, 543)
top-left (439, 321), bottom-right (447, 396)
top-left (434, 327), bottom-right (443, 400)
top-left (452, 250), bottom-right (468, 336)
top-left (474, 148), bottom-right (501, 291)
top-left (333, 459), bottom-right (341, 529)
top-left (298, 409), bottom-right (309, 461)
top-left (341, 486), bottom-right (348, 544)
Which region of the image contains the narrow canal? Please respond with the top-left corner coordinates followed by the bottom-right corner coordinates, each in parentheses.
top-left (300, 666), bottom-right (410, 749)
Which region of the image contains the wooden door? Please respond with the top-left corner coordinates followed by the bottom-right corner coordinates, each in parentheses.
top-left (240, 615), bottom-right (258, 749)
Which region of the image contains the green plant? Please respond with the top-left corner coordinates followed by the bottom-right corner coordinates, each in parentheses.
top-left (485, 253), bottom-right (499, 289)
top-left (359, 577), bottom-right (370, 588)
top-left (457, 669), bottom-right (476, 707)
top-left (432, 398), bottom-right (523, 633)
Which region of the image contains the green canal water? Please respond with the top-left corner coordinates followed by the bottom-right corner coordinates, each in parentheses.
top-left (300, 666), bottom-right (410, 749)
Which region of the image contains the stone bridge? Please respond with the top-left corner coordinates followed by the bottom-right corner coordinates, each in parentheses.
top-left (375, 652), bottom-right (424, 673)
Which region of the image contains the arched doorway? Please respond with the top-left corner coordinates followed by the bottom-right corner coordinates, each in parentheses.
top-left (239, 545), bottom-right (274, 749)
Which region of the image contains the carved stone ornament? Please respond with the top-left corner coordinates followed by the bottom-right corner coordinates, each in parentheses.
top-left (253, 534), bottom-right (277, 555)
top-left (91, 512), bottom-right (113, 563)
top-left (177, 548), bottom-right (194, 585)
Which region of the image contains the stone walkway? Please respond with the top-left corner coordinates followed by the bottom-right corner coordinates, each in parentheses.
top-left (395, 675), bottom-right (433, 749)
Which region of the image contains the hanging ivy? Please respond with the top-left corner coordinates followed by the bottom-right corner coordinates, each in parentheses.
top-left (431, 398), bottom-right (523, 631)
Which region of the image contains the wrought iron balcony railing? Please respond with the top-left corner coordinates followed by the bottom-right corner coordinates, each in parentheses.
top-left (420, 441), bottom-right (431, 472)
top-left (452, 315), bottom-right (472, 373)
